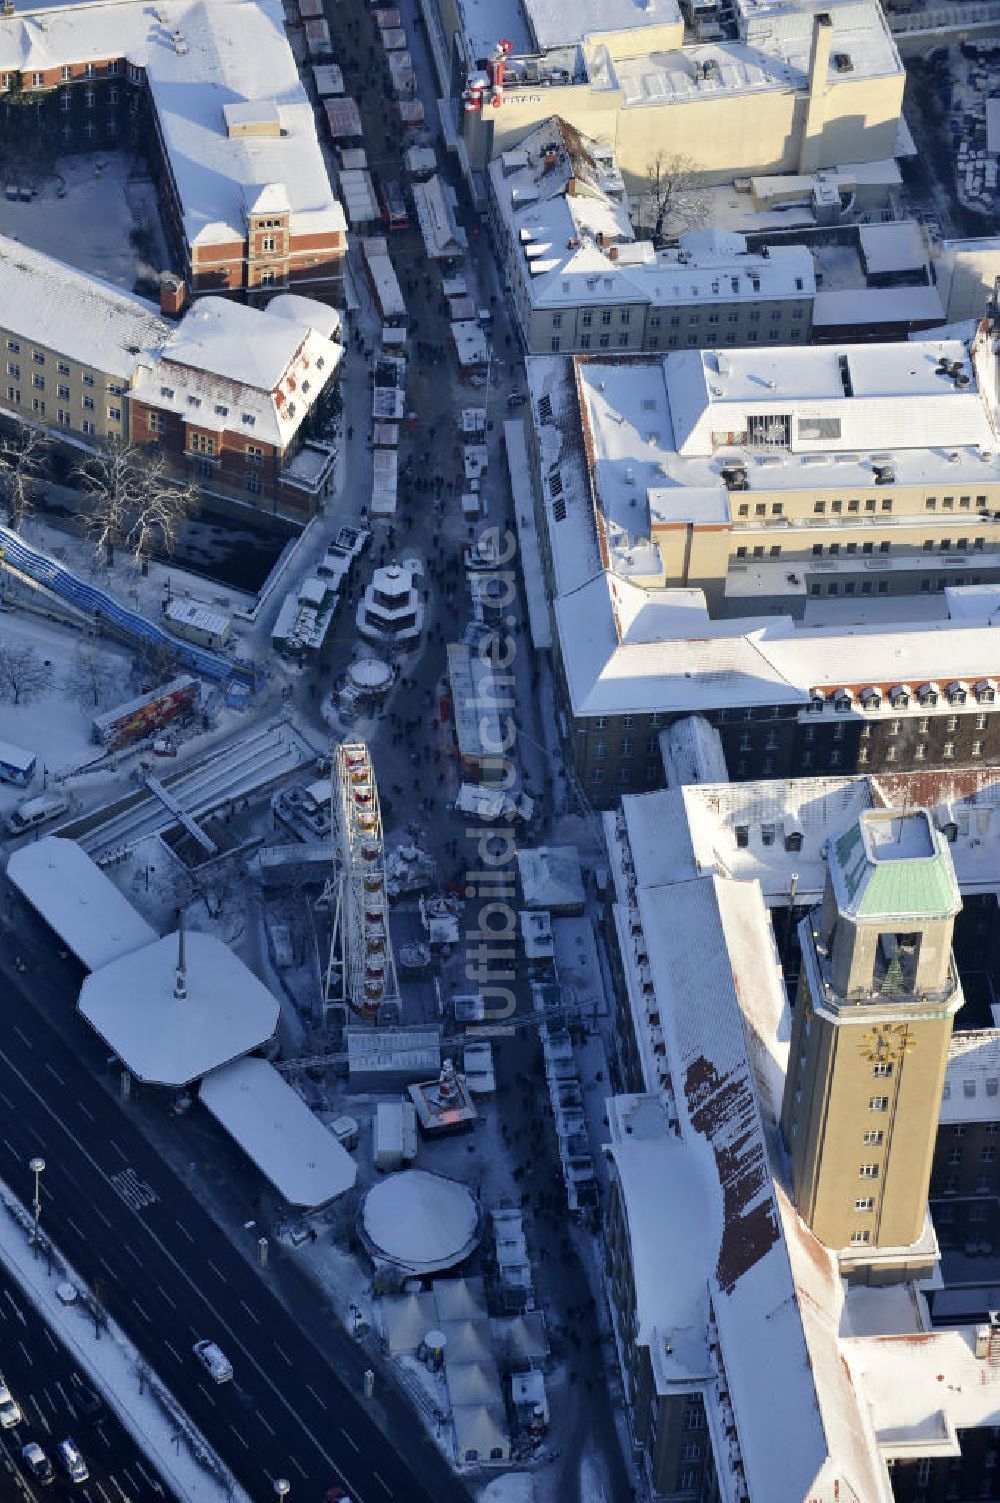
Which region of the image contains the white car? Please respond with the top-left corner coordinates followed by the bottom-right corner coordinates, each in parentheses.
top-left (193, 1339), bottom-right (233, 1384)
top-left (0, 1378), bottom-right (21, 1429)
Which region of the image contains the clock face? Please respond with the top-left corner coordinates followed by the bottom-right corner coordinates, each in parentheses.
top-left (858, 1023), bottom-right (915, 1063)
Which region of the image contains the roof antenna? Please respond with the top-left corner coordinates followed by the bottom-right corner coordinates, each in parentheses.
top-left (174, 908), bottom-right (187, 1001)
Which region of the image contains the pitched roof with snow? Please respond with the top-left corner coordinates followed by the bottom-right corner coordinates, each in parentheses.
top-left (130, 294), bottom-right (342, 449)
top-left (0, 0), bottom-right (345, 249)
top-left (0, 234), bottom-right (169, 377)
top-left (610, 862), bottom-right (892, 1501)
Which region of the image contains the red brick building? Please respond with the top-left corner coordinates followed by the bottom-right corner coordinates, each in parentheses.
top-left (0, 0), bottom-right (347, 302)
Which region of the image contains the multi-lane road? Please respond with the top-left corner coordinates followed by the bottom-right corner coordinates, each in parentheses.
top-left (0, 921), bottom-right (471, 1503)
top-left (0, 1257), bottom-right (179, 1502)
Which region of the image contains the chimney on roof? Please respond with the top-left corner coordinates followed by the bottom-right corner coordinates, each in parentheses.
top-left (565, 176), bottom-right (577, 196)
top-left (160, 275), bottom-right (188, 319)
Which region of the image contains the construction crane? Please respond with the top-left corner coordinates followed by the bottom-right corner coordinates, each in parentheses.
top-left (321, 742), bottom-right (399, 1022)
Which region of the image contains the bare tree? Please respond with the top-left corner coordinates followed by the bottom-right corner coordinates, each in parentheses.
top-left (75, 438), bottom-right (200, 568)
top-left (0, 419), bottom-right (52, 530)
top-left (0, 642), bottom-right (52, 704)
top-left (62, 646), bottom-right (117, 709)
top-left (639, 151), bottom-right (705, 246)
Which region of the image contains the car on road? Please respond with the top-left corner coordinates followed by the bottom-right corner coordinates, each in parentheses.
top-left (193, 1339), bottom-right (233, 1383)
top-left (69, 1377), bottom-right (101, 1418)
top-left (57, 1438), bottom-right (88, 1484)
top-left (0, 1376), bottom-right (22, 1429)
top-left (21, 1441), bottom-right (54, 1485)
top-left (324, 1488), bottom-right (352, 1503)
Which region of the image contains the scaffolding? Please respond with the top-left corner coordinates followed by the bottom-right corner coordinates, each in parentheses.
top-left (322, 742), bottom-right (400, 1021)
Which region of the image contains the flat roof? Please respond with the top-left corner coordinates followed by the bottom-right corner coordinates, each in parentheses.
top-left (198, 1056), bottom-right (356, 1207)
top-left (78, 930), bottom-right (279, 1086)
top-left (6, 837), bottom-right (157, 971)
top-left (941, 1030), bottom-right (1000, 1125)
top-left (523, 0), bottom-right (680, 49)
top-left (845, 1327), bottom-right (1000, 1456)
top-left (0, 0), bottom-right (346, 248)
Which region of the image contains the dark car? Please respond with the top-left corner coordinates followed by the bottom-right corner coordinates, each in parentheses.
top-left (69, 1377), bottom-right (102, 1418)
top-left (21, 1441), bottom-right (54, 1485)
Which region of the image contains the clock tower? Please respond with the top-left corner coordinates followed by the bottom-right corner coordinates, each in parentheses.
top-left (780, 807), bottom-right (963, 1277)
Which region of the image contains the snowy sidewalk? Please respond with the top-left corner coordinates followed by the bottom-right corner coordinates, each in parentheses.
top-left (0, 1179), bottom-right (249, 1503)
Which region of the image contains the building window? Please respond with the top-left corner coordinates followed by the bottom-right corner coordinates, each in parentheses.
top-left (31, 399), bottom-right (44, 416)
top-left (148, 411), bottom-right (165, 433)
top-left (82, 420), bottom-right (95, 435)
top-left (859, 1164), bottom-right (880, 1179)
top-left (863, 1130), bottom-right (883, 1146)
top-left (56, 409), bottom-right (70, 427)
top-left (850, 1230), bottom-right (870, 1246)
top-left (855, 1198), bottom-right (875, 1212)
top-left (31, 373), bottom-right (44, 391)
top-left (680, 1444), bottom-right (702, 1462)
top-left (869, 1097), bottom-right (889, 1112)
top-left (107, 406), bottom-right (121, 423)
top-left (983, 1146), bottom-right (997, 1163)
top-left (82, 395), bottom-right (94, 411)
top-left (946, 715), bottom-right (958, 731)
top-left (5, 363), bottom-right (18, 379)
top-left (190, 433), bottom-right (215, 455)
top-left (943, 741), bottom-right (955, 759)
top-left (873, 1062), bottom-right (893, 1077)
top-left (83, 371), bottom-right (94, 386)
top-left (948, 1147), bottom-right (962, 1165)
top-left (6, 387), bottom-right (19, 403)
top-left (601, 311), bottom-right (612, 327)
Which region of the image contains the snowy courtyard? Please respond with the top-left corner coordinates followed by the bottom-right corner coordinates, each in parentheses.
top-left (0, 151), bottom-right (174, 296)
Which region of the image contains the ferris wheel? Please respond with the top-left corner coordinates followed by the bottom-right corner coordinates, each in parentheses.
top-left (323, 741), bottom-right (399, 1021)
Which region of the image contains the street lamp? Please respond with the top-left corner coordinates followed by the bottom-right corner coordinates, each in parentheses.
top-left (29, 1157), bottom-right (45, 1257)
top-left (274, 1482), bottom-right (290, 1501)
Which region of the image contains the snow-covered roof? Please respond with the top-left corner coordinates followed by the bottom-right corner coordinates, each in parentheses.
top-left (941, 1030), bottom-right (1000, 1124)
top-left (617, 768), bottom-right (1000, 907)
top-left (0, 234), bottom-right (169, 378)
top-left (523, 0), bottom-right (680, 49)
top-left (6, 837), bottom-right (157, 971)
top-left (131, 295), bottom-right (342, 450)
top-left (198, 1056), bottom-right (356, 1207)
top-left (164, 598), bottom-right (231, 636)
top-left (527, 336), bottom-right (1000, 718)
top-left (812, 285), bottom-right (945, 328)
top-left (491, 120), bottom-right (814, 316)
top-left (360, 1170), bottom-right (479, 1273)
top-left (78, 929), bottom-right (279, 1085)
top-left (516, 845), bottom-right (585, 911)
top-left (859, 219), bottom-right (928, 276)
top-left (611, 859), bottom-right (891, 1500)
top-left (658, 715), bottom-right (729, 787)
top-left (845, 1326), bottom-right (1000, 1458)
top-left (0, 0), bottom-right (345, 248)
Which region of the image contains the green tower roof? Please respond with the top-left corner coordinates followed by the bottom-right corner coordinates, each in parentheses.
top-left (830, 808), bottom-right (961, 922)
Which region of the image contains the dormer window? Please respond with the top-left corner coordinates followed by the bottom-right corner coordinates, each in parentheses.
top-left (834, 690), bottom-right (853, 713)
top-left (241, 413), bottom-right (256, 427)
top-left (215, 403), bottom-right (229, 417)
top-left (160, 386), bottom-right (174, 399)
top-left (186, 394), bottom-right (201, 408)
top-left (975, 680), bottom-right (996, 704)
top-left (889, 685), bottom-right (910, 709)
top-left (860, 687), bottom-right (881, 710)
top-left (947, 681), bottom-right (968, 705)
top-left (809, 693), bottom-right (825, 714)
top-left (918, 683), bottom-right (939, 706)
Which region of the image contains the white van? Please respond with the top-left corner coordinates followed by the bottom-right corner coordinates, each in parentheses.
top-left (6, 793), bottom-right (68, 835)
top-left (193, 1339), bottom-right (233, 1383)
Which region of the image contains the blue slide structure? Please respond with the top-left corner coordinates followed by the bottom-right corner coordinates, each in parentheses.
top-left (0, 523), bottom-right (260, 690)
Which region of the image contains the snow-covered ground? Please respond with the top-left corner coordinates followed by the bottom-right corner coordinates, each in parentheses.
top-left (0, 608), bottom-right (132, 817)
top-left (0, 152), bottom-right (173, 294)
top-left (0, 1174), bottom-right (248, 1502)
